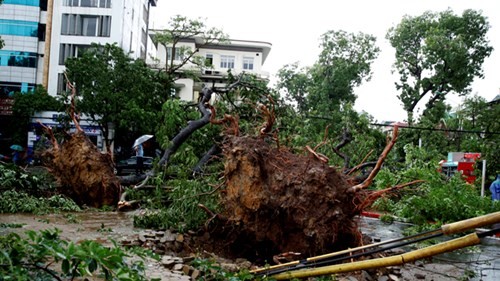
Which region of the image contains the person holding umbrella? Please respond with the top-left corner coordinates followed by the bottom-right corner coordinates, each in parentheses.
top-left (10, 144), bottom-right (24, 165)
top-left (134, 143), bottom-right (144, 175)
top-left (132, 135), bottom-right (153, 175)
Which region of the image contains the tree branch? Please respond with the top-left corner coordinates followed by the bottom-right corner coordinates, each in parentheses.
top-left (63, 72), bottom-right (82, 133)
top-left (332, 129), bottom-right (352, 169)
top-left (349, 126), bottom-right (399, 193)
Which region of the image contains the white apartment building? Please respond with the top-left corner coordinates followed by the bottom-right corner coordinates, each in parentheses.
top-left (147, 33), bottom-right (272, 101)
top-left (49, 0), bottom-right (157, 95)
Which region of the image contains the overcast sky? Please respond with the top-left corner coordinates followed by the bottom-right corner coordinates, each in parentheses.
top-left (151, 0), bottom-right (500, 122)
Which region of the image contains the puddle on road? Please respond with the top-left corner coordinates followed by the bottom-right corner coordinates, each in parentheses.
top-left (0, 211), bottom-right (138, 246)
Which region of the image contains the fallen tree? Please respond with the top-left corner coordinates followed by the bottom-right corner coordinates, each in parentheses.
top-left (39, 79), bottom-right (121, 208)
top-left (115, 75), bottom-right (414, 260)
top-left (204, 104), bottom-right (412, 259)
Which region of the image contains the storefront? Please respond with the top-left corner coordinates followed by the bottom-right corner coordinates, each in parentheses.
top-left (28, 111), bottom-right (103, 164)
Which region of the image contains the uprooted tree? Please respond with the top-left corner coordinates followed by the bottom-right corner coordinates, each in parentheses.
top-left (211, 112), bottom-right (419, 258)
top-left (36, 21), bottom-right (420, 260)
top-left (37, 70), bottom-right (420, 262)
top-left (125, 71), bottom-right (418, 259)
top-left (39, 80), bottom-right (121, 208)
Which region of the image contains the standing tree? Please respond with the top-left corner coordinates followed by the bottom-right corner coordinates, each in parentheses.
top-left (152, 15), bottom-right (228, 94)
top-left (65, 43), bottom-right (162, 151)
top-left (309, 30), bottom-right (380, 114)
top-left (457, 95), bottom-right (500, 180)
top-left (275, 62), bottom-right (312, 114)
top-left (275, 30), bottom-right (383, 168)
top-left (11, 87), bottom-right (63, 144)
top-left (386, 9), bottom-right (493, 123)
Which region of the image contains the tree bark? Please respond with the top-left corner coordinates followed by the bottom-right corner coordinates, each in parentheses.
top-left (158, 87), bottom-right (213, 166)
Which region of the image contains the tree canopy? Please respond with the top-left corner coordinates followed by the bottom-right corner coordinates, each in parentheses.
top-left (65, 43), bottom-right (163, 150)
top-left (152, 15), bottom-right (228, 94)
top-left (386, 9), bottom-right (493, 122)
top-left (276, 30), bottom-right (380, 116)
top-left (275, 30), bottom-right (383, 168)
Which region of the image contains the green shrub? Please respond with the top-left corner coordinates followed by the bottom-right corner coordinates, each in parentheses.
top-left (133, 176), bottom-right (221, 232)
top-left (0, 164), bottom-right (80, 214)
top-left (372, 145), bottom-right (500, 225)
top-left (0, 228), bottom-right (157, 280)
top-left (0, 164), bottom-right (56, 195)
top-left (0, 190), bottom-right (80, 214)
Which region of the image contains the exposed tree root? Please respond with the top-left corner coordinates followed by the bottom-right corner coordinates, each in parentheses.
top-left (39, 76), bottom-right (120, 208)
top-left (208, 115), bottom-right (404, 261)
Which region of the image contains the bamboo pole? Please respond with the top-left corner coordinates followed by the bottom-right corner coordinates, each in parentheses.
top-left (250, 229), bottom-right (440, 274)
top-left (441, 211), bottom-right (500, 235)
top-left (253, 211), bottom-right (500, 275)
top-left (271, 233), bottom-right (481, 280)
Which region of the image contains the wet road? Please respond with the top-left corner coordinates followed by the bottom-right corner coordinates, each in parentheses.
top-left (0, 211), bottom-right (138, 246)
top-left (358, 216), bottom-right (500, 281)
top-left (0, 212), bottom-right (498, 280)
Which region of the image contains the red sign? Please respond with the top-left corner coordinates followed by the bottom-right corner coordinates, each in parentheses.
top-left (464, 153), bottom-right (481, 160)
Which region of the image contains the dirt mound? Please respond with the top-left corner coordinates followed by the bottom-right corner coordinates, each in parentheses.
top-left (219, 135), bottom-right (363, 259)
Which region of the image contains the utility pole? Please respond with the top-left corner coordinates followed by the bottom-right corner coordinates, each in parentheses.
top-left (42, 0), bottom-right (54, 89)
top-left (481, 160), bottom-right (486, 197)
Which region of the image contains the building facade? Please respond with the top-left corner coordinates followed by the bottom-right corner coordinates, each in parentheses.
top-left (0, 0), bottom-right (157, 155)
top-left (49, 0), bottom-right (157, 95)
top-left (147, 33), bottom-right (272, 101)
top-left (0, 0), bottom-right (44, 109)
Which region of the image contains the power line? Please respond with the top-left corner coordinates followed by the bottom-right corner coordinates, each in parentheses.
top-left (303, 115), bottom-right (499, 135)
top-left (370, 123), bottom-right (500, 135)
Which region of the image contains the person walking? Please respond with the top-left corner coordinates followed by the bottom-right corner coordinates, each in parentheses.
top-left (490, 174), bottom-right (500, 237)
top-left (134, 143), bottom-right (144, 175)
top-left (490, 174), bottom-right (500, 201)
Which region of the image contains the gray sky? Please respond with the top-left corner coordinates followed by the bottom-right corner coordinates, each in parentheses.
top-left (151, 0), bottom-right (500, 122)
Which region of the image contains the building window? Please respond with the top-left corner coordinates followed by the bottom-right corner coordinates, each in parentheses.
top-left (61, 14), bottom-right (111, 37)
top-left (99, 16), bottom-right (111, 37)
top-left (140, 47), bottom-right (145, 60)
top-left (0, 50), bottom-right (37, 68)
top-left (220, 55), bottom-right (235, 69)
top-left (0, 81), bottom-right (35, 97)
top-left (82, 16), bottom-right (97, 36)
top-left (0, 19), bottom-right (38, 37)
top-left (141, 28), bottom-right (147, 47)
top-left (63, 0), bottom-right (110, 7)
top-left (243, 57), bottom-right (254, 70)
top-left (205, 54), bottom-right (213, 67)
top-left (40, 0), bottom-right (47, 10)
top-left (57, 73), bottom-right (68, 94)
top-left (37, 23), bottom-right (46, 41)
top-left (142, 4), bottom-right (149, 24)
top-left (3, 0), bottom-right (40, 6)
top-left (166, 47), bottom-right (184, 61)
top-left (59, 44), bottom-right (89, 65)
top-left (80, 0), bottom-right (98, 7)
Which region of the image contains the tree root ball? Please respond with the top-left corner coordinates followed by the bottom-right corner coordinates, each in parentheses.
top-left (42, 131), bottom-right (121, 208)
top-left (221, 136), bottom-right (363, 258)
